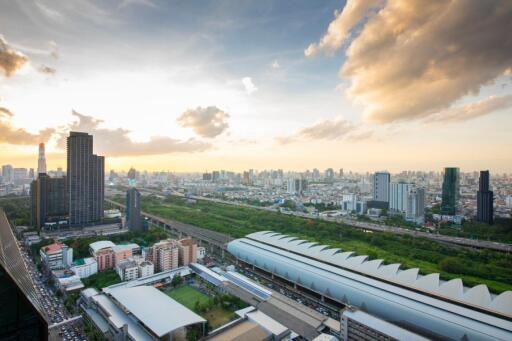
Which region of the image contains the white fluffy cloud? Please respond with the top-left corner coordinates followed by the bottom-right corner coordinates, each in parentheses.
top-left (177, 106), bottom-right (230, 138)
top-left (242, 77), bottom-right (258, 95)
top-left (306, 0), bottom-right (512, 123)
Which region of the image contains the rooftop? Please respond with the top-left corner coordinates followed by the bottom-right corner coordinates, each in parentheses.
top-left (42, 242), bottom-right (65, 254)
top-left (108, 286), bottom-right (206, 337)
top-left (89, 240), bottom-right (115, 253)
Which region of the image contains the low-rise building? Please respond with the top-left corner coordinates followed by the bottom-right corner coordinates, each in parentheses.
top-left (71, 257), bottom-right (98, 279)
top-left (138, 261), bottom-right (154, 278)
top-left (40, 241), bottom-right (73, 270)
top-left (117, 259), bottom-right (139, 281)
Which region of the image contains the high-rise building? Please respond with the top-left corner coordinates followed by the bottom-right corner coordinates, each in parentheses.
top-left (476, 170), bottom-right (493, 224)
top-left (406, 188), bottom-right (425, 224)
top-left (67, 132), bottom-right (104, 226)
top-left (30, 174), bottom-right (68, 229)
top-left (441, 167), bottom-right (460, 215)
top-left (126, 187), bottom-right (145, 232)
top-left (372, 172), bottom-right (390, 203)
top-left (178, 238), bottom-right (197, 266)
top-left (37, 143), bottom-right (46, 175)
top-left (151, 239), bottom-right (179, 272)
top-left (1, 164), bottom-right (13, 183)
top-left (389, 182), bottom-right (412, 213)
top-left (287, 178), bottom-right (308, 195)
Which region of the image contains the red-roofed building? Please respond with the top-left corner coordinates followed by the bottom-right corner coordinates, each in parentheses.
top-left (40, 241), bottom-right (73, 270)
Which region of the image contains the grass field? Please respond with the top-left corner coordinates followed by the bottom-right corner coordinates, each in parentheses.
top-left (166, 286), bottom-right (236, 329)
top-left (203, 307), bottom-right (236, 329)
top-left (166, 286), bottom-right (210, 310)
top-left (122, 195), bottom-right (512, 294)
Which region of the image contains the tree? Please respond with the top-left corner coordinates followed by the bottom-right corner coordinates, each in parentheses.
top-left (171, 274), bottom-right (183, 287)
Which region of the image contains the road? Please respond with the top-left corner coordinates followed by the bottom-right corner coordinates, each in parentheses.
top-left (119, 188), bottom-right (512, 253)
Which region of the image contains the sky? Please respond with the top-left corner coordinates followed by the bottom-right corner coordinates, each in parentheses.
top-left (0, 0), bottom-right (511, 173)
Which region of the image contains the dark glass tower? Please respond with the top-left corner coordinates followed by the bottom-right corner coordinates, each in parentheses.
top-left (30, 174), bottom-right (68, 229)
top-left (126, 187), bottom-right (145, 232)
top-left (476, 170), bottom-right (493, 224)
top-left (67, 132), bottom-right (104, 226)
top-left (441, 167), bottom-right (460, 215)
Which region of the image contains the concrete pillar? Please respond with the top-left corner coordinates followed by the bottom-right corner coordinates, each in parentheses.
top-left (321, 295), bottom-right (325, 302)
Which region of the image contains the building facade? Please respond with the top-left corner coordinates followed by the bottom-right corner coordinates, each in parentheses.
top-left (178, 238), bottom-right (198, 266)
top-left (372, 172), bottom-right (390, 204)
top-left (70, 257), bottom-right (98, 279)
top-left (476, 170), bottom-right (493, 224)
top-left (39, 242), bottom-right (73, 270)
top-left (30, 174), bottom-right (68, 229)
top-left (152, 239), bottom-right (180, 272)
top-left (37, 143), bottom-right (46, 175)
top-left (406, 188), bottom-right (425, 224)
top-left (126, 187), bottom-right (144, 232)
top-left (389, 182), bottom-right (412, 213)
top-left (67, 132), bottom-right (104, 226)
top-left (441, 167), bottom-right (460, 215)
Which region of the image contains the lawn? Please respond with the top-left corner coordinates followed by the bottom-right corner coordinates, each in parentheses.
top-left (203, 307), bottom-right (236, 329)
top-left (166, 286), bottom-right (210, 311)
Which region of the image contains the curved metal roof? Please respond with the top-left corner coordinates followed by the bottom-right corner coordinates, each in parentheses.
top-left (244, 231), bottom-right (512, 317)
top-left (89, 240), bottom-right (116, 253)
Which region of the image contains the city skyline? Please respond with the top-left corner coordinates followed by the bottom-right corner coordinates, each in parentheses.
top-left (1, 1), bottom-right (512, 172)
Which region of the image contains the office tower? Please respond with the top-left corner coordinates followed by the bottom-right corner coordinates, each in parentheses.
top-left (476, 170), bottom-right (493, 224)
top-left (67, 132), bottom-right (104, 227)
top-left (372, 172), bottom-right (390, 203)
top-left (37, 143), bottom-right (46, 175)
top-left (339, 168), bottom-right (344, 178)
top-left (1, 164), bottom-right (13, 183)
top-left (441, 167), bottom-right (460, 215)
top-left (13, 168), bottom-right (27, 180)
top-left (29, 168), bottom-right (35, 179)
top-left (126, 187), bottom-right (145, 232)
top-left (389, 182), bottom-right (412, 213)
top-left (212, 170), bottom-right (220, 182)
top-left (406, 188), bottom-right (425, 224)
top-left (127, 167), bottom-right (137, 186)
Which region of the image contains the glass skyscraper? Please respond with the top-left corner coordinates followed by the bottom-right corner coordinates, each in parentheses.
top-left (477, 170), bottom-right (493, 224)
top-left (441, 167), bottom-right (460, 215)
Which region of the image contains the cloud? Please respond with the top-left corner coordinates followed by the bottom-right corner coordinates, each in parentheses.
top-left (427, 95), bottom-right (512, 123)
top-left (0, 108), bottom-right (54, 145)
top-left (307, 0), bottom-right (512, 123)
top-left (277, 117), bottom-right (370, 144)
top-left (118, 0), bottom-right (157, 9)
top-left (49, 41), bottom-right (59, 59)
top-left (271, 60), bottom-right (280, 69)
top-left (242, 77), bottom-right (258, 94)
top-left (38, 64), bottom-right (56, 75)
top-left (177, 106), bottom-right (230, 138)
top-left (58, 111), bottom-right (211, 157)
top-left (304, 0), bottom-right (383, 57)
top-left (0, 35), bottom-right (29, 77)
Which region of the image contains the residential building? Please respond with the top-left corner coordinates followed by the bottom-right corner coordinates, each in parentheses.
top-left (476, 170), bottom-right (493, 224)
top-left (197, 246), bottom-right (206, 260)
top-left (152, 239), bottom-right (179, 272)
top-left (389, 182), bottom-right (412, 213)
top-left (37, 143), bottom-right (46, 175)
top-left (30, 173), bottom-right (68, 229)
top-left (40, 242), bottom-right (73, 270)
top-left (117, 259), bottom-right (139, 281)
top-left (138, 261), bottom-right (154, 278)
top-left (178, 238), bottom-right (197, 266)
top-left (67, 132), bottom-right (104, 227)
top-left (95, 248), bottom-right (115, 271)
top-left (441, 167), bottom-right (460, 215)
top-left (126, 187), bottom-right (145, 232)
top-left (372, 172), bottom-right (390, 204)
top-left (70, 257), bottom-right (98, 278)
top-left (406, 188), bottom-right (425, 224)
